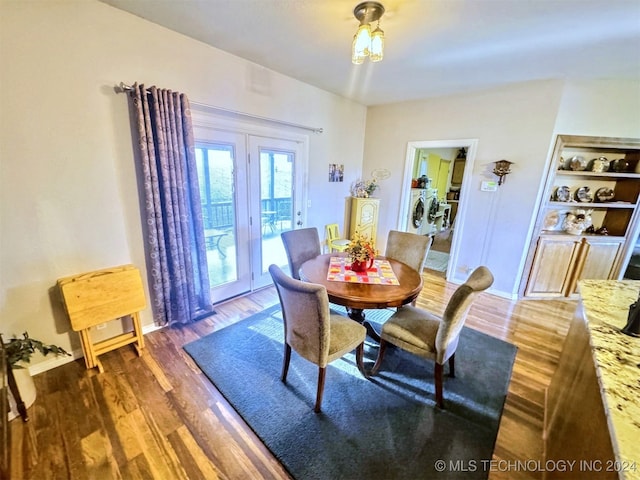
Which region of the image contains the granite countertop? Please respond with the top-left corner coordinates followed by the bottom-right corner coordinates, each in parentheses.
top-left (579, 280), bottom-right (640, 479)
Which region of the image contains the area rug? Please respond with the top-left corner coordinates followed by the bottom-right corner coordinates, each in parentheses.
top-left (184, 305), bottom-right (517, 480)
top-left (425, 250), bottom-right (450, 272)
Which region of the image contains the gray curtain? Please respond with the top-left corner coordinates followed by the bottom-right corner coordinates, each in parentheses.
top-left (131, 83), bottom-right (213, 326)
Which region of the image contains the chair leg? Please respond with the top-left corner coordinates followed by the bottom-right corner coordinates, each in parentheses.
top-left (448, 353), bottom-right (455, 378)
top-left (281, 343), bottom-right (291, 382)
top-left (369, 339), bottom-right (388, 375)
top-left (355, 343), bottom-right (366, 377)
top-left (434, 362), bottom-right (444, 409)
top-left (315, 367), bottom-right (327, 413)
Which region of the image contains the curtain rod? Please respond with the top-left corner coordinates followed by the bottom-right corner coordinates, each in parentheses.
top-left (117, 82), bottom-right (323, 134)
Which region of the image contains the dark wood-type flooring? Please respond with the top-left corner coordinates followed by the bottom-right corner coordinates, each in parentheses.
top-left (10, 270), bottom-right (577, 480)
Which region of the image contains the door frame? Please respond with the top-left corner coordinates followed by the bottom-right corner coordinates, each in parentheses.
top-left (399, 139), bottom-right (478, 281)
top-left (191, 105), bottom-right (309, 298)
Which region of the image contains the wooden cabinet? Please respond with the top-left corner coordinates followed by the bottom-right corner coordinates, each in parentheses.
top-left (525, 235), bottom-right (623, 297)
top-left (451, 158), bottom-right (465, 185)
top-left (523, 135), bottom-right (640, 298)
top-left (544, 298), bottom-right (617, 478)
top-left (0, 343), bottom-right (8, 480)
top-left (347, 197), bottom-right (380, 247)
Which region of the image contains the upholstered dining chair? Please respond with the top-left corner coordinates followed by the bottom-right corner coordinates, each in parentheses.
top-left (369, 266), bottom-right (494, 409)
top-left (385, 230), bottom-right (432, 306)
top-left (281, 227), bottom-right (322, 280)
top-left (268, 264), bottom-right (367, 413)
top-left (385, 230), bottom-right (433, 274)
top-left (325, 224), bottom-right (350, 253)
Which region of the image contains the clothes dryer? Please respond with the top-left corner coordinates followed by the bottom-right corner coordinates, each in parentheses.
top-left (407, 188), bottom-right (426, 234)
top-left (421, 188), bottom-right (439, 236)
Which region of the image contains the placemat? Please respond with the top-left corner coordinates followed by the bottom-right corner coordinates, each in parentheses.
top-left (327, 256), bottom-right (399, 285)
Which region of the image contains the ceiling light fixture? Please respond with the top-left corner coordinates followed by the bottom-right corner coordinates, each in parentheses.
top-left (352, 2), bottom-right (385, 65)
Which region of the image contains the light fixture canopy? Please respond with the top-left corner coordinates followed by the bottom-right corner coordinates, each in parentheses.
top-left (352, 2), bottom-right (385, 64)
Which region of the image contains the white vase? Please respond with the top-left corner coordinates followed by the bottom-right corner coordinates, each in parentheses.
top-left (7, 366), bottom-right (37, 421)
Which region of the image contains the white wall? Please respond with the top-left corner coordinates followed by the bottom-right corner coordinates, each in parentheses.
top-left (364, 80), bottom-right (564, 295)
top-left (364, 79), bottom-right (640, 297)
top-left (0, 0), bottom-right (366, 365)
top-left (554, 79), bottom-right (640, 138)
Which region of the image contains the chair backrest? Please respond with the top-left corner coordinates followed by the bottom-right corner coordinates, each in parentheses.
top-left (435, 266), bottom-right (494, 364)
top-left (268, 264), bottom-right (331, 367)
top-left (325, 224), bottom-right (341, 243)
top-left (280, 227), bottom-right (322, 280)
top-left (384, 230), bottom-right (433, 273)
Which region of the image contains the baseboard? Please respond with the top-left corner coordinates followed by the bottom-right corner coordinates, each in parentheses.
top-left (27, 322), bottom-right (166, 376)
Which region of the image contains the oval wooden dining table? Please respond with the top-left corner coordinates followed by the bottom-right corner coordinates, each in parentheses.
top-left (299, 253), bottom-right (423, 341)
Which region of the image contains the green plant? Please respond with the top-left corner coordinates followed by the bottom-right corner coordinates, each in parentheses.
top-left (3, 332), bottom-right (71, 368)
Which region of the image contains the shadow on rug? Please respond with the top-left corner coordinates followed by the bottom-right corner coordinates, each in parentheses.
top-left (184, 305), bottom-right (517, 480)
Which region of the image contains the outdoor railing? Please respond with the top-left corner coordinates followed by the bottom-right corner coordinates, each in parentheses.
top-left (201, 198), bottom-right (292, 231)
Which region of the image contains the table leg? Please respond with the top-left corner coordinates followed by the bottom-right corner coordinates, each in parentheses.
top-left (346, 308), bottom-right (381, 343)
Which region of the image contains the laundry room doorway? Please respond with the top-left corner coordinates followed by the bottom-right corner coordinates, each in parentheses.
top-left (399, 139), bottom-right (478, 279)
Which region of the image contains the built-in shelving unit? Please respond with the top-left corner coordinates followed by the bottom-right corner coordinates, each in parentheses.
top-left (522, 135), bottom-right (640, 298)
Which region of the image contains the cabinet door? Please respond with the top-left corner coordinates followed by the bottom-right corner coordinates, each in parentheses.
top-left (451, 159), bottom-right (465, 184)
top-left (349, 197), bottom-right (380, 246)
top-left (525, 236), bottom-right (582, 297)
top-left (570, 238), bottom-right (623, 294)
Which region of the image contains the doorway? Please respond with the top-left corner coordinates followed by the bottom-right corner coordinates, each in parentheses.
top-left (399, 139), bottom-right (478, 279)
top-left (194, 127), bottom-right (306, 303)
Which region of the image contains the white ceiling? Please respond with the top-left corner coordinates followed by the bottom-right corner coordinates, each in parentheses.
top-left (100, 0), bottom-right (640, 106)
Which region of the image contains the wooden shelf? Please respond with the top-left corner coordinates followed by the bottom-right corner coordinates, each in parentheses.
top-left (523, 135), bottom-right (640, 298)
top-left (547, 201), bottom-right (635, 209)
top-left (556, 170), bottom-right (640, 179)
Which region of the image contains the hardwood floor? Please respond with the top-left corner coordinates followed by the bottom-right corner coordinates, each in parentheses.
top-left (9, 271), bottom-right (577, 480)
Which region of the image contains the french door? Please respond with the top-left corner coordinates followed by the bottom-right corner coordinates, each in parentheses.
top-left (194, 127), bottom-right (305, 303)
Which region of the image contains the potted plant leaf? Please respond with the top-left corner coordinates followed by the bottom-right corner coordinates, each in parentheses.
top-left (2, 332), bottom-right (71, 421)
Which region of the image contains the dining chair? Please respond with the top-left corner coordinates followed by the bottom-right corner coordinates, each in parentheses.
top-left (385, 230), bottom-right (432, 307)
top-left (281, 227), bottom-right (322, 279)
top-left (384, 230), bottom-right (433, 274)
top-left (325, 223), bottom-right (350, 253)
top-left (369, 266), bottom-right (494, 409)
top-left (268, 264), bottom-right (367, 413)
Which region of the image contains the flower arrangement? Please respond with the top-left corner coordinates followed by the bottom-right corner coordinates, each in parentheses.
top-left (345, 232), bottom-right (377, 263)
top-left (350, 178), bottom-right (378, 198)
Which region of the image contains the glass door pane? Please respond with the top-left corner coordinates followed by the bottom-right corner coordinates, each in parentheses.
top-left (249, 136), bottom-right (302, 288)
top-left (194, 130), bottom-right (251, 303)
top-left (260, 150), bottom-right (293, 271)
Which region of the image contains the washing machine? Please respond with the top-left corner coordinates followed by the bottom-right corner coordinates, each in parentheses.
top-left (407, 188), bottom-right (426, 234)
top-left (421, 188), bottom-right (439, 236)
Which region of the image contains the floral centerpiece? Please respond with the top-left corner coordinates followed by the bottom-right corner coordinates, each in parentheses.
top-left (345, 232), bottom-right (377, 272)
top-left (350, 178), bottom-right (378, 198)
